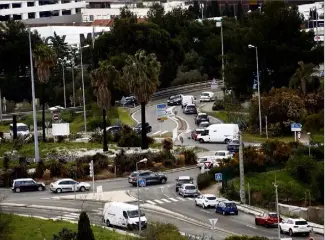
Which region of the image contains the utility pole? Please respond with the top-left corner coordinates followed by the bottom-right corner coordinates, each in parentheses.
top-left (239, 131), bottom-right (246, 204)
top-left (265, 115), bottom-right (268, 139)
top-left (273, 178), bottom-right (280, 240)
top-left (247, 182), bottom-right (251, 205)
top-left (72, 61), bottom-right (75, 107)
top-left (0, 88), bottom-right (2, 122)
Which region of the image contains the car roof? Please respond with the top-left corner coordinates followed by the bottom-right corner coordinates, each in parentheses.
top-left (202, 91), bottom-right (213, 94)
top-left (216, 150), bottom-right (228, 153)
top-left (198, 112), bottom-right (207, 115)
top-left (55, 178), bottom-right (74, 182)
top-left (14, 178), bottom-right (34, 181)
top-left (224, 200), bottom-right (235, 203)
top-left (10, 123), bottom-right (28, 127)
top-left (182, 183), bottom-right (195, 187)
top-left (177, 176), bottom-right (192, 180)
top-left (104, 202), bottom-right (138, 211)
top-left (186, 104), bottom-right (195, 107)
top-left (289, 218), bottom-right (307, 221)
top-left (202, 194), bottom-right (216, 197)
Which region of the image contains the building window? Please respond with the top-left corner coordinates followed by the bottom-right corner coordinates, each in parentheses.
top-left (89, 15), bottom-right (94, 21)
top-left (12, 3), bottom-right (21, 8)
top-left (62, 0), bottom-right (70, 3)
top-left (28, 12), bottom-right (35, 19)
top-left (40, 11), bottom-right (52, 18)
top-left (39, 0), bottom-right (58, 5)
top-left (0, 4), bottom-right (9, 9)
top-left (62, 9), bottom-right (71, 15)
top-left (12, 14), bottom-right (22, 20)
top-left (0, 15), bottom-right (10, 22)
top-left (51, 10), bottom-right (59, 16)
top-left (76, 8), bottom-right (81, 13)
top-left (27, 2), bottom-right (35, 7)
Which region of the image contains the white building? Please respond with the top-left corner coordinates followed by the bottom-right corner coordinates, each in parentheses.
top-left (0, 0), bottom-right (86, 24)
top-left (82, 0), bottom-right (192, 22)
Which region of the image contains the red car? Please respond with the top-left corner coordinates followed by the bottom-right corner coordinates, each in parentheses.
top-left (191, 129), bottom-right (205, 141)
top-left (255, 212), bottom-right (282, 227)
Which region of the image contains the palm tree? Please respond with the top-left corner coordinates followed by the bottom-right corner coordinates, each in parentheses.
top-left (122, 50), bottom-right (161, 149)
top-left (33, 44), bottom-right (57, 142)
top-left (290, 61), bottom-right (316, 95)
top-left (91, 61), bottom-right (119, 152)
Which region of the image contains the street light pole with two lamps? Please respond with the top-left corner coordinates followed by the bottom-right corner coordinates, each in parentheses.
top-left (136, 158), bottom-right (147, 233)
top-left (248, 44), bottom-right (262, 136)
top-left (57, 57), bottom-right (67, 109)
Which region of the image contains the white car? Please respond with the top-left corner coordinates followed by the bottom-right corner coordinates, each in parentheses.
top-left (195, 194), bottom-right (218, 208)
top-left (215, 150), bottom-right (233, 160)
top-left (196, 156), bottom-right (217, 168)
top-left (279, 218), bottom-right (312, 236)
top-left (50, 178), bottom-right (91, 193)
top-left (199, 91), bottom-right (215, 102)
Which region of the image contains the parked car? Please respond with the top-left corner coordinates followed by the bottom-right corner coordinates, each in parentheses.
top-left (175, 176), bottom-right (193, 192)
top-left (214, 150), bottom-right (233, 160)
top-left (178, 183), bottom-right (199, 197)
top-left (183, 104), bottom-right (197, 114)
top-left (50, 178), bottom-right (91, 193)
top-left (198, 121), bottom-right (210, 128)
top-left (191, 129), bottom-right (205, 141)
top-left (279, 218), bottom-right (312, 236)
top-left (255, 212), bottom-right (282, 227)
top-left (199, 91), bottom-right (215, 102)
top-left (128, 170), bottom-right (167, 187)
top-left (195, 194), bottom-right (218, 208)
top-left (12, 178), bottom-right (45, 193)
top-left (10, 123), bottom-right (29, 138)
top-left (215, 200), bottom-right (238, 215)
top-left (167, 95), bottom-right (182, 106)
top-left (133, 122), bottom-right (152, 134)
top-left (194, 113), bottom-right (210, 125)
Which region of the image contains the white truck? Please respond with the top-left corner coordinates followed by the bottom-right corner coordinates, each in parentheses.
top-left (197, 124), bottom-right (239, 144)
top-left (102, 202), bottom-right (147, 230)
top-left (181, 95), bottom-right (195, 108)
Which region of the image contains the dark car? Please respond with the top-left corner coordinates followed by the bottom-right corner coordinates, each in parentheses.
top-left (12, 178), bottom-right (45, 193)
top-left (106, 125), bottom-right (122, 135)
top-left (191, 129), bottom-right (205, 141)
top-left (167, 95), bottom-right (182, 106)
top-left (183, 104), bottom-right (197, 114)
top-left (133, 122), bottom-right (152, 134)
top-left (227, 140), bottom-right (244, 153)
top-left (195, 113), bottom-right (210, 125)
top-left (128, 170), bottom-right (167, 187)
top-left (175, 176), bottom-right (194, 192)
top-left (215, 200), bottom-right (238, 215)
top-left (125, 96), bottom-right (138, 107)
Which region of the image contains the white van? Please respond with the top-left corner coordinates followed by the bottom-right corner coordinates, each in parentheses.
top-left (9, 123), bottom-right (29, 137)
top-left (196, 124), bottom-right (239, 143)
top-left (181, 95), bottom-right (195, 108)
top-left (102, 202), bottom-right (147, 230)
top-left (199, 91), bottom-right (215, 102)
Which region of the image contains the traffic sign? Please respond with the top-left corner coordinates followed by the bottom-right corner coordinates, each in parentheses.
top-left (52, 114), bottom-right (59, 121)
top-left (215, 173), bottom-right (223, 181)
top-left (138, 179), bottom-right (146, 187)
top-left (156, 103), bottom-right (167, 121)
top-left (204, 162), bottom-right (212, 169)
top-left (209, 218), bottom-right (218, 230)
top-left (291, 123), bottom-right (302, 132)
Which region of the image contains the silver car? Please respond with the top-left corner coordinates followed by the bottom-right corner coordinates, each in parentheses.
top-left (178, 183), bottom-right (199, 197)
top-left (50, 178), bottom-right (91, 193)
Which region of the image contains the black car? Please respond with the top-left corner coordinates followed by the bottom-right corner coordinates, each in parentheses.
top-left (128, 170), bottom-right (168, 187)
top-left (12, 178), bottom-right (45, 193)
top-left (227, 140), bottom-right (244, 153)
top-left (133, 122), bottom-right (152, 134)
top-left (195, 113), bottom-right (210, 125)
top-left (167, 95), bottom-right (182, 106)
top-left (125, 96), bottom-right (138, 107)
top-left (183, 104), bottom-right (197, 114)
top-left (175, 176), bottom-right (193, 192)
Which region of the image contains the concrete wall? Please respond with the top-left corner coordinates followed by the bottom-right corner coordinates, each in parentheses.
top-left (22, 14), bottom-right (82, 25)
top-left (278, 203), bottom-right (324, 224)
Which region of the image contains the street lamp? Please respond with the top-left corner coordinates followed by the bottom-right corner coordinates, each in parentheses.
top-left (273, 181), bottom-right (281, 240)
top-left (58, 57), bottom-right (67, 109)
top-left (248, 44), bottom-right (262, 136)
top-left (216, 18), bottom-right (224, 87)
top-left (307, 132), bottom-right (311, 156)
top-left (136, 158), bottom-right (147, 233)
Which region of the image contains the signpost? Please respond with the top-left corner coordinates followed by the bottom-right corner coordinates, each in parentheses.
top-left (204, 162), bottom-right (212, 169)
top-left (209, 218), bottom-right (218, 230)
top-left (290, 123), bottom-right (302, 141)
top-left (215, 173), bottom-right (223, 182)
top-left (156, 103), bottom-right (167, 121)
top-left (52, 113), bottom-right (60, 121)
top-left (138, 179), bottom-right (146, 187)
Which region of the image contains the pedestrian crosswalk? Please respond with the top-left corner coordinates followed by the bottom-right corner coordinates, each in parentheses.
top-left (144, 197), bottom-right (195, 205)
top-left (51, 212), bottom-right (79, 221)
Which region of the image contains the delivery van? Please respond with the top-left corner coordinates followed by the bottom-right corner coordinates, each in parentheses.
top-left (181, 95), bottom-right (195, 108)
top-left (196, 124), bottom-right (239, 144)
top-left (102, 202), bottom-right (147, 230)
top-left (10, 123), bottom-right (29, 138)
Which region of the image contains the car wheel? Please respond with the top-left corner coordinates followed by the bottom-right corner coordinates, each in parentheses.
top-left (199, 139), bottom-right (204, 143)
top-left (255, 219), bottom-right (259, 225)
top-left (160, 178), bottom-right (166, 184)
top-left (202, 204), bottom-right (206, 209)
top-left (56, 188), bottom-right (62, 193)
top-left (280, 227), bottom-right (283, 233)
top-left (106, 219), bottom-right (111, 227)
top-left (15, 188), bottom-right (21, 193)
top-left (38, 186), bottom-right (43, 191)
top-left (80, 186), bottom-right (86, 192)
top-left (222, 211), bottom-right (226, 215)
top-left (195, 201), bottom-right (198, 206)
top-left (224, 139), bottom-right (230, 144)
top-left (289, 229), bottom-right (293, 236)
top-left (305, 232), bottom-right (310, 236)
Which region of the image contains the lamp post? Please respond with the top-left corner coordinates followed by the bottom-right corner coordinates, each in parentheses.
top-left (58, 57), bottom-right (67, 109)
top-left (307, 132), bottom-right (311, 156)
top-left (273, 180), bottom-right (281, 240)
top-left (216, 18), bottom-right (224, 87)
top-left (80, 44), bottom-right (90, 133)
top-left (248, 44), bottom-right (262, 136)
top-left (136, 158), bottom-right (147, 233)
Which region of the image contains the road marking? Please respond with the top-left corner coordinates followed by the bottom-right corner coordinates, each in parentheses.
top-left (153, 199), bottom-right (164, 204)
top-left (51, 197), bottom-right (60, 200)
top-left (246, 224), bottom-right (257, 229)
top-left (40, 197), bottom-right (50, 200)
top-left (151, 131), bottom-right (161, 135)
top-left (200, 209), bottom-right (213, 214)
top-left (66, 213), bottom-right (79, 217)
top-left (161, 198), bottom-right (171, 203)
top-left (146, 200), bottom-right (157, 205)
top-left (60, 216), bottom-right (77, 220)
top-left (168, 197), bottom-right (178, 202)
top-left (160, 131), bottom-right (168, 135)
top-left (176, 197), bottom-right (186, 201)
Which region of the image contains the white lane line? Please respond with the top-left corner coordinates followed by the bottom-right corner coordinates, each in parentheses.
top-left (131, 110), bottom-right (140, 124)
top-left (40, 198), bottom-right (50, 200)
top-left (246, 224), bottom-right (257, 229)
top-left (153, 199), bottom-right (164, 204)
top-left (151, 131), bottom-right (161, 135)
top-left (168, 197), bottom-right (178, 202)
top-left (51, 197), bottom-right (60, 200)
top-left (65, 213), bottom-right (79, 216)
top-left (146, 200), bottom-right (157, 205)
top-left (176, 197), bottom-right (186, 201)
top-left (160, 131), bottom-right (168, 135)
top-left (200, 209), bottom-right (213, 214)
top-left (161, 198), bottom-right (171, 203)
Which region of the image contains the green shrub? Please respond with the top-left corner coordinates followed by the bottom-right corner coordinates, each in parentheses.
top-left (53, 227), bottom-right (77, 240)
top-left (87, 118), bottom-right (104, 131)
top-left (286, 154), bottom-right (317, 184)
top-left (92, 153), bottom-right (109, 173)
top-left (147, 136), bottom-right (155, 145)
top-left (142, 222), bottom-right (187, 240)
top-left (294, 145), bottom-right (324, 160)
top-left (48, 160), bottom-right (63, 177)
top-left (303, 111), bottom-right (324, 133)
top-left (61, 110), bottom-right (75, 123)
top-left (181, 149), bottom-right (197, 165)
top-left (3, 156), bottom-right (10, 170)
top-left (162, 138), bottom-right (173, 152)
top-left (212, 100), bottom-right (225, 111)
top-left (35, 160), bottom-right (45, 178)
top-left (197, 173), bottom-right (213, 190)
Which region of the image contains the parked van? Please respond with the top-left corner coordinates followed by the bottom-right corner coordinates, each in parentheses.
top-left (196, 124), bottom-right (239, 144)
top-left (10, 123), bottom-right (29, 138)
top-left (102, 202), bottom-right (147, 230)
top-left (181, 95), bottom-right (195, 108)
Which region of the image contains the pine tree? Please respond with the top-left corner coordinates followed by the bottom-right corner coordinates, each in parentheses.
top-left (230, 5), bottom-right (235, 18)
top-left (77, 212), bottom-right (95, 240)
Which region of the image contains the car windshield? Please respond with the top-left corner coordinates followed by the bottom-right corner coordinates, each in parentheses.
top-left (207, 196), bottom-right (216, 200)
top-left (196, 130), bottom-right (205, 134)
top-left (216, 152), bottom-right (226, 156)
top-left (178, 179), bottom-right (192, 184)
top-left (230, 140), bottom-right (240, 144)
top-left (17, 126), bottom-right (28, 131)
top-left (198, 158), bottom-right (207, 163)
top-left (131, 172), bottom-right (138, 177)
top-left (295, 221), bottom-right (308, 225)
top-left (269, 213), bottom-right (278, 218)
top-left (201, 93), bottom-right (209, 96)
top-left (199, 115), bottom-right (208, 119)
top-left (187, 106), bottom-right (195, 109)
top-left (185, 185), bottom-right (196, 190)
top-left (200, 123), bottom-right (209, 127)
top-left (127, 210), bottom-right (145, 218)
top-left (225, 202), bottom-right (236, 207)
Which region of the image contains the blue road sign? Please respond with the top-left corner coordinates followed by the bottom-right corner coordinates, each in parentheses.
top-left (291, 123), bottom-right (302, 131)
top-left (156, 103), bottom-right (167, 109)
top-left (138, 179), bottom-right (146, 187)
top-left (215, 173), bottom-right (223, 181)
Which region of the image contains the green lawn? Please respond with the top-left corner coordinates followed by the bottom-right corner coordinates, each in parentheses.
top-left (1, 213), bottom-right (137, 240)
top-left (242, 133), bottom-right (294, 143)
